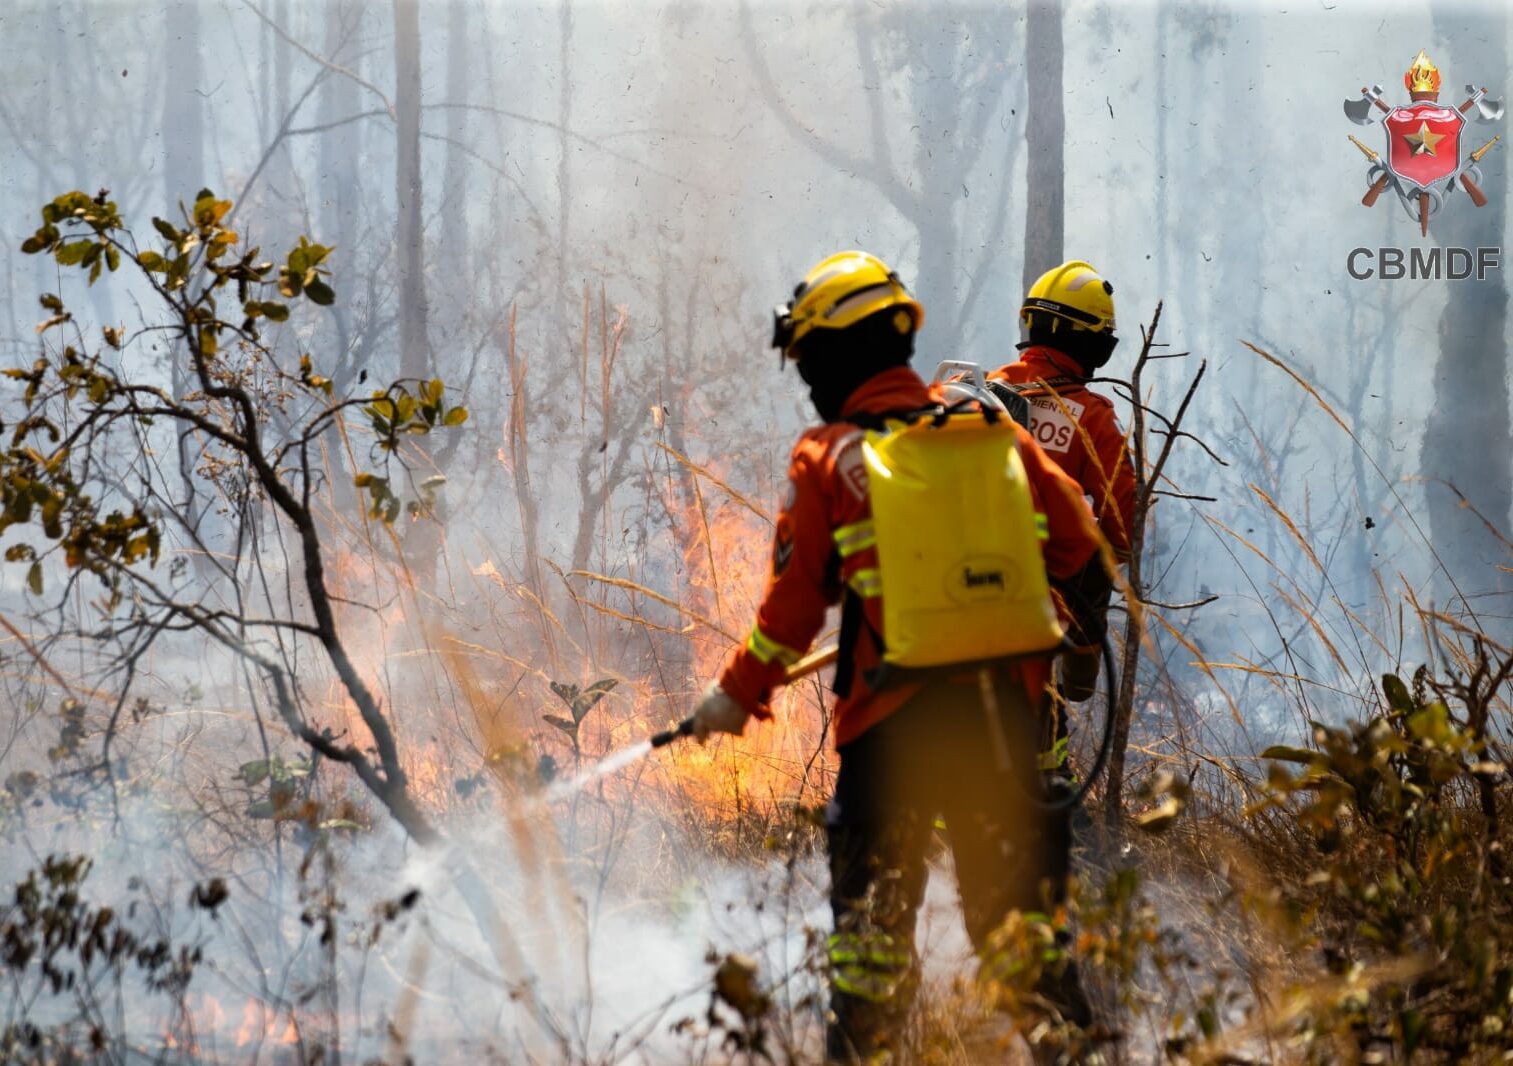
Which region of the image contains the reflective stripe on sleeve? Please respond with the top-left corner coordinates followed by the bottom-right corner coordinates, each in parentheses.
top-left (746, 625), bottom-right (801, 666)
top-left (846, 567), bottom-right (883, 599)
top-left (832, 519), bottom-right (877, 558)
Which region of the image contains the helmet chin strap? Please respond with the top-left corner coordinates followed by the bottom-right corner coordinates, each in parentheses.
top-left (1021, 319), bottom-right (1118, 374)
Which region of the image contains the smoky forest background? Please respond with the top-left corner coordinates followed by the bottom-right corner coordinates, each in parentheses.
top-left (0, 0), bottom-right (1509, 1063)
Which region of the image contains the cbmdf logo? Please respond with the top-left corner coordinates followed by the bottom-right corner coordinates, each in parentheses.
top-left (1344, 50), bottom-right (1503, 237)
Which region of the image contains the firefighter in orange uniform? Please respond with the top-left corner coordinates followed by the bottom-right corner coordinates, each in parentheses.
top-left (988, 261), bottom-right (1136, 702)
top-left (690, 252), bottom-right (1100, 1061)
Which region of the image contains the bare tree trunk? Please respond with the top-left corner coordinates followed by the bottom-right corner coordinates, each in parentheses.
top-left (319, 0), bottom-right (359, 370)
top-left (267, 0), bottom-right (294, 216)
top-left (318, 0), bottom-right (363, 508)
top-left (393, 0), bottom-right (439, 585)
top-left (908, 32), bottom-right (959, 359)
top-left (393, 0), bottom-right (430, 383)
top-left (441, 0), bottom-right (470, 271)
top-left (1422, 9), bottom-right (1511, 604)
top-left (1153, 0), bottom-right (1171, 303)
top-left (162, 0), bottom-right (203, 263)
top-left (555, 0), bottom-right (574, 338)
top-left (273, 0), bottom-right (291, 126)
top-left (1022, 0), bottom-right (1065, 293)
top-left (164, 0), bottom-right (207, 554)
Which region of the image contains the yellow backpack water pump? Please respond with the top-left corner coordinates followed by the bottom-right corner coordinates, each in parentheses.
top-left (860, 373), bottom-right (1065, 669)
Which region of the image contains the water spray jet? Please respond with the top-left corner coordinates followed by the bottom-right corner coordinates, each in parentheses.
top-left (543, 645), bottom-right (840, 803)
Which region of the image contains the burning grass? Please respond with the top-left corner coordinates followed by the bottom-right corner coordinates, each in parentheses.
top-left (0, 290), bottom-right (1508, 1064)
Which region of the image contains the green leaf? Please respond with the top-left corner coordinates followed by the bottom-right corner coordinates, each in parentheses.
top-left (1135, 794), bottom-right (1184, 833)
top-left (1401, 1009), bottom-right (1424, 1056)
top-left (137, 250), bottom-right (165, 271)
top-left (1406, 702), bottom-right (1452, 745)
top-left (55, 240), bottom-right (92, 267)
top-left (192, 194), bottom-right (231, 228)
top-left (238, 760), bottom-right (271, 786)
top-left (571, 678), bottom-right (619, 722)
top-left (1382, 674), bottom-right (1414, 714)
top-left (152, 217), bottom-right (180, 243)
top-left (443, 406), bottom-right (469, 426)
top-left (41, 498), bottom-right (62, 539)
top-left (259, 301), bottom-right (289, 322)
top-left (304, 278), bottom-right (335, 306)
top-left (25, 562), bottom-right (42, 596)
top-left (1260, 745), bottom-right (1318, 764)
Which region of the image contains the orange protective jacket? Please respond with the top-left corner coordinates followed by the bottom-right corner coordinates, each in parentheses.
top-left (988, 347), bottom-right (1136, 558)
top-left (717, 365), bottom-right (1101, 748)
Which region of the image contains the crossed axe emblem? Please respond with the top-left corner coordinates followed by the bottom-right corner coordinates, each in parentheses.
top-left (1345, 72), bottom-right (1503, 236)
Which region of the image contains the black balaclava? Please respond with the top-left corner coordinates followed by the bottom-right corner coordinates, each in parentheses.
top-left (1021, 317), bottom-right (1119, 377)
top-left (793, 309), bottom-right (915, 423)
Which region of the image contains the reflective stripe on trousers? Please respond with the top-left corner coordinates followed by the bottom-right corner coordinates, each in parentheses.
top-left (828, 931), bottom-right (912, 1003)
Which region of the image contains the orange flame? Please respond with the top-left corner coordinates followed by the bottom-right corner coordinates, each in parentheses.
top-left (1405, 49), bottom-right (1441, 94)
top-left (234, 998), bottom-right (299, 1047)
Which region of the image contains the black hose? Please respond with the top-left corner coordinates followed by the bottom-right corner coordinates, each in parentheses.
top-left (1031, 629), bottom-right (1119, 813)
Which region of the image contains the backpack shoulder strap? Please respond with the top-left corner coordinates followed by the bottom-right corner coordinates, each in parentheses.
top-left (996, 374), bottom-right (1082, 396)
top-left (844, 405), bottom-right (947, 433)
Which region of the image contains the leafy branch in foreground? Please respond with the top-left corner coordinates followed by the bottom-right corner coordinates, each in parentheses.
top-left (9, 188), bottom-right (468, 843)
top-left (1240, 659), bottom-right (1513, 1062)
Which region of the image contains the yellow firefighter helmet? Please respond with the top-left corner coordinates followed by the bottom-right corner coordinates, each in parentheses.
top-left (771, 251), bottom-right (924, 358)
top-left (1020, 260), bottom-right (1117, 336)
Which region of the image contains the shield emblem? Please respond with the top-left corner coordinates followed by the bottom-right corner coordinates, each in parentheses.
top-left (1383, 103), bottom-right (1464, 191)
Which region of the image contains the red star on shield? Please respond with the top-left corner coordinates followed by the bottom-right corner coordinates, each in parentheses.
top-left (1384, 103), bottom-right (1465, 190)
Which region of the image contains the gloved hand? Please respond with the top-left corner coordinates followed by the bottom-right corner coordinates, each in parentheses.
top-left (691, 682), bottom-right (749, 743)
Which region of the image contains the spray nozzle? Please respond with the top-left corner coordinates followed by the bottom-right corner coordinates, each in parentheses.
top-left (649, 717), bottom-right (696, 749)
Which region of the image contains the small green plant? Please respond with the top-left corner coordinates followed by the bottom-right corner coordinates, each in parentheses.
top-left (237, 754), bottom-right (313, 820)
top-left (542, 677), bottom-right (618, 760)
